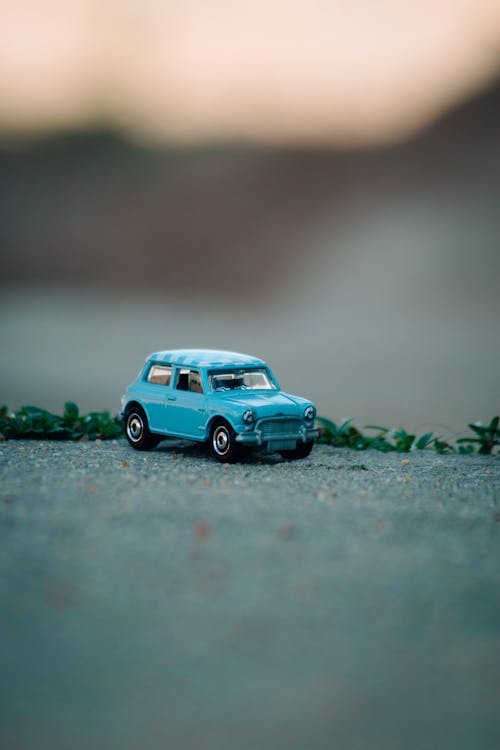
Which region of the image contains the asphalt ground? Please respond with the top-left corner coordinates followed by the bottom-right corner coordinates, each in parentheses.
top-left (1, 440), bottom-right (499, 750)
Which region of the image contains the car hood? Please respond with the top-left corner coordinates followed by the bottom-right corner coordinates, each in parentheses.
top-left (213, 391), bottom-right (306, 418)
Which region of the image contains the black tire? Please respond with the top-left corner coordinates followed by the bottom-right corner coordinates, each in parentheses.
top-left (280, 440), bottom-right (314, 460)
top-left (210, 420), bottom-right (241, 463)
top-left (125, 406), bottom-right (161, 451)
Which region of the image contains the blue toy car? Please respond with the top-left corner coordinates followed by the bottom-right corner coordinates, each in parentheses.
top-left (120, 349), bottom-right (318, 462)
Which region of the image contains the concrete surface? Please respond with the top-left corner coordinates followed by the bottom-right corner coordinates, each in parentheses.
top-left (0, 440), bottom-right (499, 750)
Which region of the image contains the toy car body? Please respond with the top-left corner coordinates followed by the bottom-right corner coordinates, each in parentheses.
top-left (120, 349), bottom-right (318, 461)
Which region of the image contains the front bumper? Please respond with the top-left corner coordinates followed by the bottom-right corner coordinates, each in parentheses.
top-left (235, 418), bottom-right (319, 448)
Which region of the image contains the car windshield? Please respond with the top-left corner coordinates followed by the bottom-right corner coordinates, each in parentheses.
top-left (209, 368), bottom-right (276, 392)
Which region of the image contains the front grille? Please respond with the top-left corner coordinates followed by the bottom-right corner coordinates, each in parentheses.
top-left (259, 418), bottom-right (302, 438)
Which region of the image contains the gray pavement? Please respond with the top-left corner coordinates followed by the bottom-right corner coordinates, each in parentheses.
top-left (1, 440), bottom-right (499, 750)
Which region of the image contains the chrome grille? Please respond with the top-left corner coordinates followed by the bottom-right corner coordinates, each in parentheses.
top-left (259, 418), bottom-right (302, 437)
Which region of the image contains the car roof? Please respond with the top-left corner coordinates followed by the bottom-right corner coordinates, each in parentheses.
top-left (148, 349), bottom-right (267, 369)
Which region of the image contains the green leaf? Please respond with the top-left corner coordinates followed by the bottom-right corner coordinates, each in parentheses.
top-left (316, 416), bottom-right (339, 432)
top-left (64, 401), bottom-right (79, 421)
top-left (468, 423), bottom-right (487, 436)
top-left (458, 445), bottom-right (475, 454)
top-left (415, 433), bottom-right (434, 450)
top-left (337, 418), bottom-right (353, 434)
top-left (18, 405), bottom-right (55, 417)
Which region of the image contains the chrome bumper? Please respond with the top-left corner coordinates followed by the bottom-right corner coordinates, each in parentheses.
top-left (236, 421), bottom-right (319, 447)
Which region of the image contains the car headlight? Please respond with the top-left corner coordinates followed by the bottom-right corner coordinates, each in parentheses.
top-left (242, 409), bottom-right (256, 424)
top-left (304, 405), bottom-right (316, 421)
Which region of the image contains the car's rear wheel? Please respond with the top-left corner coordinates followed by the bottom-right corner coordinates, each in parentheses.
top-left (210, 420), bottom-right (240, 463)
top-left (280, 440), bottom-right (314, 460)
top-left (125, 406), bottom-right (161, 451)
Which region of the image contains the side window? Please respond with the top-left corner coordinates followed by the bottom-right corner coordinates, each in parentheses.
top-left (147, 364), bottom-right (172, 386)
top-left (189, 371), bottom-right (204, 393)
top-left (175, 368), bottom-right (204, 393)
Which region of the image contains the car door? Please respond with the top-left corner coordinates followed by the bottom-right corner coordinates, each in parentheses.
top-left (167, 368), bottom-right (208, 440)
top-left (138, 363), bottom-right (174, 432)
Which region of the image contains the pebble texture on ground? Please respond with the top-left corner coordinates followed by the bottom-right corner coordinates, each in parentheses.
top-left (1, 440), bottom-right (499, 750)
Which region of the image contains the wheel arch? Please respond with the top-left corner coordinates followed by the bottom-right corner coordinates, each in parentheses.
top-left (205, 414), bottom-right (237, 440)
top-left (123, 399), bottom-right (144, 417)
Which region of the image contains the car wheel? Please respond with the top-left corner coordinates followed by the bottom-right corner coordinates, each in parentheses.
top-left (280, 440), bottom-right (314, 460)
top-left (210, 420), bottom-right (240, 463)
top-left (125, 406), bottom-right (161, 451)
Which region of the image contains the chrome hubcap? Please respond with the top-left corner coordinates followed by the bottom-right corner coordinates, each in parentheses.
top-left (127, 414), bottom-right (143, 442)
top-left (213, 427), bottom-right (230, 455)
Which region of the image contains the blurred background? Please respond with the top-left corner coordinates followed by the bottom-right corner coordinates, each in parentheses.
top-left (1, 0), bottom-right (500, 432)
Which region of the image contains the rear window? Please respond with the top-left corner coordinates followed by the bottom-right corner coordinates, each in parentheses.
top-left (147, 364), bottom-right (172, 386)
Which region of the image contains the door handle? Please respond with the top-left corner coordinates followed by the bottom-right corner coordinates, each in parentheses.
top-left (197, 408), bottom-right (206, 413)
top-left (167, 396), bottom-right (177, 402)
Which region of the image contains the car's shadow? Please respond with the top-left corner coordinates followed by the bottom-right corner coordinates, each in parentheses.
top-left (153, 439), bottom-right (283, 465)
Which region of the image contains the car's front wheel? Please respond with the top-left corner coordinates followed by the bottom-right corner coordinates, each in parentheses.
top-left (280, 440), bottom-right (314, 460)
top-left (125, 406), bottom-right (161, 451)
top-left (210, 420), bottom-right (240, 463)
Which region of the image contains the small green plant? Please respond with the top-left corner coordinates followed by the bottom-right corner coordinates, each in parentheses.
top-left (316, 417), bottom-right (366, 449)
top-left (456, 417), bottom-right (500, 455)
top-left (429, 437), bottom-right (456, 455)
top-left (0, 403), bottom-right (123, 441)
top-left (317, 416), bottom-right (498, 455)
top-left (365, 426), bottom-right (437, 452)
